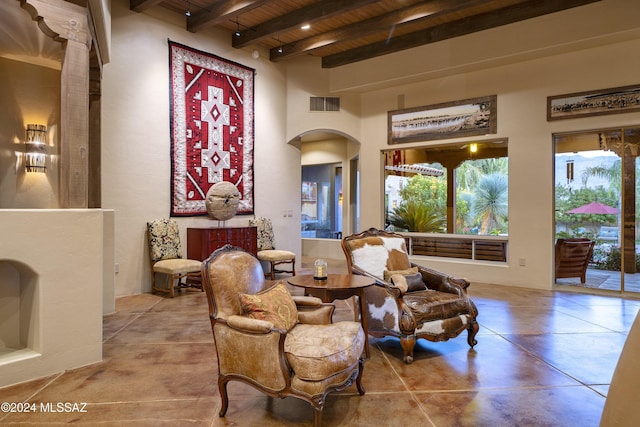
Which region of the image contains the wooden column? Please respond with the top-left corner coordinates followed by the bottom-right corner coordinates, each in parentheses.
top-left (89, 60), bottom-right (102, 209)
top-left (622, 148), bottom-right (637, 274)
top-left (19, 0), bottom-right (91, 208)
top-left (60, 40), bottom-right (90, 207)
top-left (446, 167), bottom-right (455, 233)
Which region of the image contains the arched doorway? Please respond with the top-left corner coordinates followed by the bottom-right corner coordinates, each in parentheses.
top-left (289, 130), bottom-right (360, 257)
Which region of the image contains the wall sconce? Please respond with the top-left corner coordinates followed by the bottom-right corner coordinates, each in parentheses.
top-left (469, 143), bottom-right (478, 154)
top-left (25, 124), bottom-right (47, 173)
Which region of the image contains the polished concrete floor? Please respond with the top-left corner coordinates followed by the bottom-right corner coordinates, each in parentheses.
top-left (2, 259), bottom-right (640, 426)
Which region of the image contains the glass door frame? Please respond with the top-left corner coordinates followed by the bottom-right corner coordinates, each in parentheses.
top-left (553, 125), bottom-right (640, 294)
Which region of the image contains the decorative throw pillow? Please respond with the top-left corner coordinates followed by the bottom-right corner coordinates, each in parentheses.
top-left (403, 273), bottom-right (428, 292)
top-left (383, 267), bottom-right (419, 281)
top-left (239, 282), bottom-right (298, 331)
top-left (384, 267), bottom-right (427, 292)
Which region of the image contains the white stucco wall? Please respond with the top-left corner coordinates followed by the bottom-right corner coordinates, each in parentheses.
top-left (350, 38), bottom-right (640, 289)
top-left (285, 57), bottom-right (362, 143)
top-left (361, 47), bottom-right (640, 288)
top-left (0, 58), bottom-right (61, 209)
top-left (285, 0), bottom-right (640, 290)
top-left (4, 0), bottom-right (640, 297)
top-left (102, 0), bottom-right (298, 296)
top-left (0, 209), bottom-right (113, 387)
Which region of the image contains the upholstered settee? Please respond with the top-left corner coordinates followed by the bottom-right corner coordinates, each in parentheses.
top-left (342, 228), bottom-right (479, 363)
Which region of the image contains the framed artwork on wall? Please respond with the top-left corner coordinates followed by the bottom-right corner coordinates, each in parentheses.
top-left (301, 181), bottom-right (317, 202)
top-left (547, 84), bottom-right (640, 121)
top-left (388, 95), bottom-right (497, 144)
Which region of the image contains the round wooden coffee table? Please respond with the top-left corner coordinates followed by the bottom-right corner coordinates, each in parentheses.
top-left (287, 274), bottom-right (375, 358)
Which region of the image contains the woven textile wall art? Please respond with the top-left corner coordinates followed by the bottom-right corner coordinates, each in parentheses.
top-left (169, 40), bottom-right (254, 216)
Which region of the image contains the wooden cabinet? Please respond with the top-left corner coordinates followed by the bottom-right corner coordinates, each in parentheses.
top-left (187, 227), bottom-right (257, 261)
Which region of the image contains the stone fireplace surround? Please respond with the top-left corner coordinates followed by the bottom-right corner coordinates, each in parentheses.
top-left (0, 209), bottom-right (114, 387)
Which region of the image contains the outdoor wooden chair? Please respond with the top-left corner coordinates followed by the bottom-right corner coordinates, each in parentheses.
top-left (555, 238), bottom-right (595, 284)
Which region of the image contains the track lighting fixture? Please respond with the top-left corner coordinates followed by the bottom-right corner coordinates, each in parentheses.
top-left (185, 0), bottom-right (191, 17)
top-left (234, 17), bottom-right (241, 37)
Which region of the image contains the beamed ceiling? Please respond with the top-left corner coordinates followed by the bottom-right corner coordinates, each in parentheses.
top-left (131, 0), bottom-right (602, 68)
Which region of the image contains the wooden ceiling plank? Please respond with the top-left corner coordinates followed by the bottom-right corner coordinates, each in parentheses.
top-left (269, 0), bottom-right (494, 61)
top-left (130, 0), bottom-right (164, 13)
top-left (321, 0), bottom-right (602, 68)
top-left (232, 0), bottom-right (379, 48)
top-left (187, 0), bottom-right (272, 33)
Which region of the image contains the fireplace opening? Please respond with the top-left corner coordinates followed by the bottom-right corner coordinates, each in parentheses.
top-left (0, 260), bottom-right (39, 361)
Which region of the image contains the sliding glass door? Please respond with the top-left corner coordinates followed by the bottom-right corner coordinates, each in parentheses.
top-left (554, 126), bottom-right (640, 293)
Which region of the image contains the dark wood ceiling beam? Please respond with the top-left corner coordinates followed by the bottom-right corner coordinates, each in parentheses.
top-left (322, 0), bottom-right (602, 68)
top-left (232, 0), bottom-right (379, 48)
top-left (130, 0), bottom-right (164, 13)
top-left (187, 0), bottom-right (271, 33)
top-left (269, 0), bottom-right (491, 62)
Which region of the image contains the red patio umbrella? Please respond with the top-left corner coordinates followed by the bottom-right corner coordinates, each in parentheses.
top-left (567, 201), bottom-right (619, 214)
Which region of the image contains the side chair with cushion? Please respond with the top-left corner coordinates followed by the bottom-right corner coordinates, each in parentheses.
top-left (555, 238), bottom-right (595, 284)
top-left (201, 244), bottom-right (365, 427)
top-left (342, 228), bottom-right (479, 364)
top-left (147, 219), bottom-right (202, 298)
top-left (249, 216), bottom-right (296, 280)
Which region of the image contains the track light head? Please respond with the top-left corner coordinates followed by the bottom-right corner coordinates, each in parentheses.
top-left (234, 17), bottom-right (241, 37)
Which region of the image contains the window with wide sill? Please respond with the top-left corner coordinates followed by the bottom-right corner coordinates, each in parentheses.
top-left (383, 139), bottom-right (508, 262)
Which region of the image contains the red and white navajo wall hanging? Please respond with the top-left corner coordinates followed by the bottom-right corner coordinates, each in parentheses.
top-left (169, 40), bottom-right (254, 216)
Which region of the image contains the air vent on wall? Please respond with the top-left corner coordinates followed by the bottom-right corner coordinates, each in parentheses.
top-left (309, 96), bottom-right (340, 112)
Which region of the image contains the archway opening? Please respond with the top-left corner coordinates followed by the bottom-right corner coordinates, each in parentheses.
top-left (291, 130), bottom-right (361, 240)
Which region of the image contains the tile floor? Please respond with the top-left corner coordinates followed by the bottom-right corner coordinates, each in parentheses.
top-left (1, 258), bottom-right (639, 426)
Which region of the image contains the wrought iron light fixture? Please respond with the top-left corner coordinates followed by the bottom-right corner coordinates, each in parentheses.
top-left (24, 124), bottom-right (47, 173)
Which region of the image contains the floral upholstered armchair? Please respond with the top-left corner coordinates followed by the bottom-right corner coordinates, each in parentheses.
top-left (201, 244), bottom-right (364, 427)
top-left (146, 219), bottom-right (201, 297)
top-left (249, 216), bottom-right (296, 279)
top-left (342, 228), bottom-right (479, 364)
